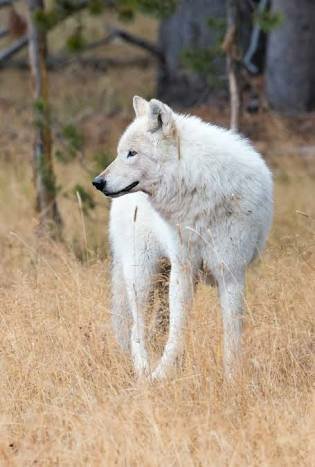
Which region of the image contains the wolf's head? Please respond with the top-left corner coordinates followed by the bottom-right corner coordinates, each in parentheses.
top-left (92, 96), bottom-right (179, 198)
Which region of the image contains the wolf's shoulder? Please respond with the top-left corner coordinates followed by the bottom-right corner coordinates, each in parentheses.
top-left (175, 112), bottom-right (271, 185)
top-left (175, 113), bottom-right (249, 148)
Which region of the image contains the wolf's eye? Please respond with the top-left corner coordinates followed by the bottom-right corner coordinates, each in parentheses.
top-left (127, 150), bottom-right (137, 158)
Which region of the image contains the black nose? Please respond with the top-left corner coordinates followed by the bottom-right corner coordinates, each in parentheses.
top-left (92, 176), bottom-right (106, 192)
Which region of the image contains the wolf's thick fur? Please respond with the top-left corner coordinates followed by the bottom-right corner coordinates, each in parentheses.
top-left (95, 96), bottom-right (273, 380)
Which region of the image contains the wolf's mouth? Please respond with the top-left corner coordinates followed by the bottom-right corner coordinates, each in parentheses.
top-left (104, 181), bottom-right (139, 198)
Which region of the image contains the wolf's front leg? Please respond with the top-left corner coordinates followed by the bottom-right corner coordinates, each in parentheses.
top-left (123, 263), bottom-right (156, 378)
top-left (111, 260), bottom-right (131, 351)
top-left (151, 260), bottom-right (193, 381)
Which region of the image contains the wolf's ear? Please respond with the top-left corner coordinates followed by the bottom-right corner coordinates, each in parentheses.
top-left (148, 99), bottom-right (176, 137)
top-left (133, 95), bottom-right (149, 118)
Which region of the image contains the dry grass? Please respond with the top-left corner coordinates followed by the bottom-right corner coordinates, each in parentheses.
top-left (0, 16), bottom-right (314, 464)
top-left (0, 159), bottom-right (314, 466)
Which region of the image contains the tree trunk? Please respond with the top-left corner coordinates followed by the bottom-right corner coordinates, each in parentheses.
top-left (157, 0), bottom-right (263, 108)
top-left (27, 0), bottom-right (62, 237)
top-left (157, 0), bottom-right (227, 106)
top-left (225, 0), bottom-right (241, 131)
top-left (266, 0), bottom-right (315, 113)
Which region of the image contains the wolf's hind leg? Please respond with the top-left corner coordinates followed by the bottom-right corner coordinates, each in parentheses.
top-left (217, 269), bottom-right (245, 379)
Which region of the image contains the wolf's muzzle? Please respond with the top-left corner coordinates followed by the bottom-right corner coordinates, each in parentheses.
top-left (92, 176), bottom-right (106, 192)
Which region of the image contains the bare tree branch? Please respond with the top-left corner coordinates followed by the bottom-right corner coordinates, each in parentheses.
top-left (0, 26), bottom-right (165, 68)
top-left (74, 28), bottom-right (164, 62)
top-left (0, 0), bottom-right (164, 67)
top-left (225, 0), bottom-right (242, 131)
top-left (107, 28), bottom-right (165, 63)
top-left (243, 0), bottom-right (268, 74)
top-left (48, 54), bottom-right (151, 70)
top-left (0, 0), bottom-right (90, 66)
top-left (40, 0), bottom-right (114, 26)
top-left (5, 54), bottom-right (151, 71)
top-left (0, 34), bottom-right (27, 66)
top-left (227, 53), bottom-right (241, 131)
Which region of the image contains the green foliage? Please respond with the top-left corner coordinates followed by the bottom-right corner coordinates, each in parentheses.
top-left (181, 47), bottom-right (220, 76)
top-left (254, 9), bottom-right (283, 33)
top-left (133, 0), bottom-right (177, 18)
top-left (54, 149), bottom-right (67, 163)
top-left (33, 9), bottom-right (60, 31)
top-left (88, 0), bottom-right (105, 15)
top-left (33, 1), bottom-right (87, 32)
top-left (182, 15), bottom-right (225, 87)
top-left (36, 0), bottom-right (176, 32)
top-left (207, 16), bottom-right (226, 33)
top-left (63, 124), bottom-right (84, 152)
top-left (55, 124), bottom-right (84, 163)
top-left (116, 0), bottom-right (177, 20)
top-left (33, 98), bottom-right (47, 115)
top-left (33, 98), bottom-right (51, 131)
top-left (117, 7), bottom-right (135, 22)
top-left (35, 151), bottom-right (58, 197)
top-left (66, 27), bottom-right (87, 52)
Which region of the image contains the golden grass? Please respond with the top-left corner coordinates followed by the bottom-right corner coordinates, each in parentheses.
top-left (0, 28), bottom-right (314, 463)
top-left (0, 156), bottom-right (314, 465)
top-left (0, 123), bottom-right (314, 466)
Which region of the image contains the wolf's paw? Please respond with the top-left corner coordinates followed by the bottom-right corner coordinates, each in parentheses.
top-left (150, 364), bottom-right (168, 382)
top-left (134, 358), bottom-right (150, 379)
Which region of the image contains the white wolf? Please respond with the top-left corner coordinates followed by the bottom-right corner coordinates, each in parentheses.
top-left (93, 96), bottom-right (273, 380)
